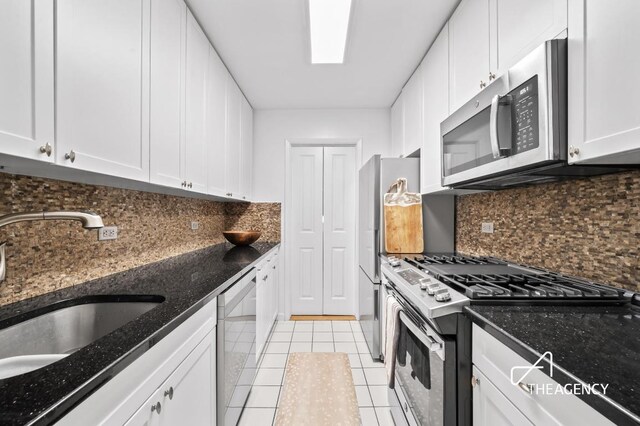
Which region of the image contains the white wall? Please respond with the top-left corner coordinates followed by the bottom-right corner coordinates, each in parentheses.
top-left (252, 108), bottom-right (391, 202)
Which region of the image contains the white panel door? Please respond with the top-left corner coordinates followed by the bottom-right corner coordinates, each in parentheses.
top-left (149, 0), bottom-right (186, 188)
top-left (56, 0), bottom-right (150, 181)
top-left (239, 95), bottom-right (253, 201)
top-left (184, 11), bottom-right (208, 193)
top-left (421, 23), bottom-right (449, 194)
top-left (0, 0), bottom-right (54, 162)
top-left (490, 0), bottom-right (567, 78)
top-left (290, 147), bottom-right (324, 315)
top-left (568, 0), bottom-right (640, 164)
top-left (206, 47), bottom-right (227, 196)
top-left (449, 0), bottom-right (491, 113)
top-left (402, 67), bottom-right (424, 157)
top-left (225, 77), bottom-right (242, 197)
top-left (322, 147), bottom-right (356, 315)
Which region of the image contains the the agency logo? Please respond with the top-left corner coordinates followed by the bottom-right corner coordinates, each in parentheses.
top-left (510, 351), bottom-right (609, 396)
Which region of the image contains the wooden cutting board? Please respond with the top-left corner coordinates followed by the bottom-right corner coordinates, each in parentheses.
top-left (384, 203), bottom-right (424, 253)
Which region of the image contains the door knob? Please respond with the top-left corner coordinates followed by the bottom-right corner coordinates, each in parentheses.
top-left (65, 150), bottom-right (76, 163)
top-left (39, 143), bottom-right (52, 157)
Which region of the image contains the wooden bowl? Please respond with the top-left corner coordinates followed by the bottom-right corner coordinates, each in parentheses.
top-left (223, 231), bottom-right (261, 246)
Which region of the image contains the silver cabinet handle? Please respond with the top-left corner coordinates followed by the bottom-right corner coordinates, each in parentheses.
top-left (489, 72), bottom-right (496, 81)
top-left (151, 401), bottom-right (162, 413)
top-left (226, 192), bottom-right (233, 197)
top-left (188, 182), bottom-right (193, 188)
top-left (39, 143), bottom-right (52, 157)
top-left (518, 382), bottom-right (533, 393)
top-left (471, 375), bottom-right (480, 388)
top-left (569, 145), bottom-right (580, 158)
top-left (164, 386), bottom-right (174, 400)
top-left (64, 150), bottom-right (76, 163)
top-left (181, 181), bottom-right (186, 187)
top-left (480, 80), bottom-right (486, 89)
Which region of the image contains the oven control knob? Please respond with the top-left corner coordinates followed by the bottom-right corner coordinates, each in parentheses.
top-left (419, 278), bottom-right (431, 290)
top-left (389, 259), bottom-right (401, 267)
top-left (426, 283), bottom-right (441, 295)
top-left (435, 288), bottom-right (451, 302)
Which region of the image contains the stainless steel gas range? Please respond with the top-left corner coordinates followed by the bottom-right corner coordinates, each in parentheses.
top-left (381, 254), bottom-right (631, 426)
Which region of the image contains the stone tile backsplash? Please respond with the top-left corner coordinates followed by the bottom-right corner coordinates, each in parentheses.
top-left (0, 173), bottom-right (280, 307)
top-left (456, 170), bottom-right (640, 292)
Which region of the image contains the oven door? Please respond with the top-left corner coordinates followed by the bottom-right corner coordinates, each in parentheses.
top-left (441, 39), bottom-right (566, 188)
top-left (391, 310), bottom-right (448, 426)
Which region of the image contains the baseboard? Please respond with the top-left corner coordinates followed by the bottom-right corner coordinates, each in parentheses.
top-left (289, 315), bottom-right (356, 321)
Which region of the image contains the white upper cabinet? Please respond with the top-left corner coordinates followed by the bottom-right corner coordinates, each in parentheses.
top-left (421, 24), bottom-right (450, 194)
top-left (449, 0), bottom-right (567, 113)
top-left (490, 0), bottom-right (567, 77)
top-left (390, 94), bottom-right (404, 157)
top-left (0, 0), bottom-right (54, 162)
top-left (239, 95), bottom-right (253, 201)
top-left (206, 47), bottom-right (228, 197)
top-left (568, 0), bottom-right (640, 164)
top-left (56, 0), bottom-right (150, 181)
top-left (225, 77), bottom-right (242, 198)
top-left (184, 10), bottom-right (208, 193)
top-left (401, 66), bottom-right (424, 156)
top-left (149, 0), bottom-right (186, 188)
top-left (449, 0), bottom-right (491, 113)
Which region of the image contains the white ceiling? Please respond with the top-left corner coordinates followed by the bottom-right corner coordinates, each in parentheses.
top-left (185, 0), bottom-right (459, 109)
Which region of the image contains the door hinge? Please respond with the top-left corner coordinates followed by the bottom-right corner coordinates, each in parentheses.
top-left (321, 215), bottom-right (325, 223)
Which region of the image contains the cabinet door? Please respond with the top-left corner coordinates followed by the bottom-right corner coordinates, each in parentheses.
top-left (184, 11), bottom-right (208, 193)
top-left (206, 47), bottom-right (227, 196)
top-left (56, 0), bottom-right (150, 181)
top-left (401, 67), bottom-right (424, 156)
top-left (149, 0), bottom-right (186, 188)
top-left (0, 0), bottom-right (54, 162)
top-left (255, 273), bottom-right (267, 358)
top-left (568, 0), bottom-right (640, 164)
top-left (239, 95), bottom-right (253, 201)
top-left (449, 0), bottom-right (491, 113)
top-left (160, 330), bottom-right (216, 426)
top-left (490, 0), bottom-right (567, 77)
top-left (472, 367), bottom-right (533, 426)
top-left (390, 95), bottom-right (404, 158)
top-left (271, 257), bottom-right (279, 323)
top-left (421, 24), bottom-right (449, 194)
top-left (225, 77), bottom-right (242, 197)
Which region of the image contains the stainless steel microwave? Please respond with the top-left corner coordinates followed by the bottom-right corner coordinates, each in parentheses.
top-left (441, 39), bottom-right (571, 189)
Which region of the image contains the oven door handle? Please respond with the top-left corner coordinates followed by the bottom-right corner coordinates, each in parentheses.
top-left (490, 94), bottom-right (512, 159)
top-left (399, 311), bottom-right (445, 361)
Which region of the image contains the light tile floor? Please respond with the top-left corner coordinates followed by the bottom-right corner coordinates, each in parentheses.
top-left (238, 320), bottom-right (393, 426)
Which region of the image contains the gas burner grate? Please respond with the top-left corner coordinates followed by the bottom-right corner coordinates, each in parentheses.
top-left (438, 272), bottom-right (625, 300)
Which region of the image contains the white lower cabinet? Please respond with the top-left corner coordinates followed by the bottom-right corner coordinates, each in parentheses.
top-left (472, 324), bottom-right (613, 426)
top-left (126, 329), bottom-right (216, 426)
top-left (256, 249), bottom-right (280, 359)
top-left (58, 299), bottom-right (217, 426)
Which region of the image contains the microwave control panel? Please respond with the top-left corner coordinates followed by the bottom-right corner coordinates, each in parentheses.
top-left (511, 77), bottom-right (539, 154)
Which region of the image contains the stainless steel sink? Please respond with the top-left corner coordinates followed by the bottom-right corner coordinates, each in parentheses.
top-left (0, 300), bottom-right (162, 378)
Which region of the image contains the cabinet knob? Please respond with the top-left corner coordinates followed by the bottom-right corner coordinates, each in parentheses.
top-left (64, 150), bottom-right (76, 163)
top-left (226, 192), bottom-right (233, 197)
top-left (39, 143), bottom-right (52, 157)
top-left (151, 401), bottom-right (162, 414)
top-left (479, 80), bottom-right (486, 89)
top-left (471, 375), bottom-right (480, 388)
top-left (188, 182), bottom-right (193, 188)
top-left (489, 72), bottom-right (496, 81)
top-left (518, 382), bottom-right (533, 393)
top-left (164, 386), bottom-right (174, 400)
top-left (569, 145), bottom-right (580, 158)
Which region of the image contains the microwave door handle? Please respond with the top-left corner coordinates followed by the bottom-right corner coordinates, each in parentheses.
top-left (490, 95), bottom-right (503, 159)
top-left (490, 94), bottom-right (513, 159)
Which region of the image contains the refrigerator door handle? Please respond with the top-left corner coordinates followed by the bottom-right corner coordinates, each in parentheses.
top-left (374, 228), bottom-right (380, 280)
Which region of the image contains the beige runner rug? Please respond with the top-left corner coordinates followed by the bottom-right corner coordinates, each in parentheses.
top-left (275, 352), bottom-right (360, 426)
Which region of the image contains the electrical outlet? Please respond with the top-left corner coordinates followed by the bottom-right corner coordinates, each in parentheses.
top-left (481, 222), bottom-right (494, 234)
top-left (191, 221), bottom-right (199, 231)
top-left (98, 226), bottom-right (118, 241)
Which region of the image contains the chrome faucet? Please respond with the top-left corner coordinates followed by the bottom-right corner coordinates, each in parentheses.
top-left (0, 211), bottom-right (104, 283)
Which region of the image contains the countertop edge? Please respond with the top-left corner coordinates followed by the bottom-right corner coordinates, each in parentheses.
top-left (464, 306), bottom-right (640, 426)
top-left (29, 243), bottom-right (280, 426)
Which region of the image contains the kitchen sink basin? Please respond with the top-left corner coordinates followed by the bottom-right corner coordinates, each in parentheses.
top-left (0, 298), bottom-right (163, 379)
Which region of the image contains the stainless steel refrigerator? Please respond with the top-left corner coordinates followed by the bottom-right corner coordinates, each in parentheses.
top-left (358, 155), bottom-right (420, 360)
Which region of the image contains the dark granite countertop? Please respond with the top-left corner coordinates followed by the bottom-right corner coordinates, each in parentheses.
top-left (0, 241), bottom-right (279, 425)
top-left (465, 304), bottom-right (640, 425)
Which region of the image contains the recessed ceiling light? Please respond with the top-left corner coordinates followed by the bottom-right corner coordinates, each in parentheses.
top-left (308, 0), bottom-right (352, 64)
